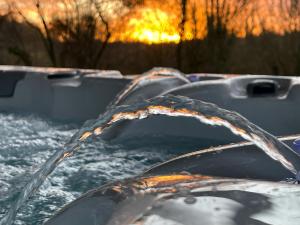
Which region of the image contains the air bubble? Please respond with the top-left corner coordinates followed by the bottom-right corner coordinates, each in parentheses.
top-left (179, 171), bottom-right (191, 176)
top-left (184, 196), bottom-right (197, 204)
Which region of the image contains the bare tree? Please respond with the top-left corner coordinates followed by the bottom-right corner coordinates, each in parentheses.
top-left (8, 0), bottom-right (57, 66)
top-left (190, 1), bottom-right (198, 39)
top-left (92, 0), bottom-right (112, 68)
top-left (50, 0), bottom-right (113, 68)
top-left (34, 0), bottom-right (57, 66)
top-left (6, 0), bottom-right (115, 68)
top-left (202, 0), bottom-right (251, 72)
top-left (203, 0), bottom-right (251, 38)
top-left (176, 0), bottom-right (187, 70)
top-left (279, 0), bottom-right (300, 31)
top-left (277, 0), bottom-right (300, 74)
top-left (0, 4), bottom-right (33, 66)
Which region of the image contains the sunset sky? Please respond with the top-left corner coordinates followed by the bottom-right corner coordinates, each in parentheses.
top-left (1, 0), bottom-right (299, 44)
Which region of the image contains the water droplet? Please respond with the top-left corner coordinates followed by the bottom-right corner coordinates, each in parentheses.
top-left (293, 138), bottom-right (300, 154)
top-left (179, 171), bottom-right (191, 176)
top-left (184, 196), bottom-right (197, 204)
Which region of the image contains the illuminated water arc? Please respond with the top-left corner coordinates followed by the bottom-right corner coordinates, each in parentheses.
top-left (81, 95), bottom-right (300, 175)
top-left (107, 67), bottom-right (190, 109)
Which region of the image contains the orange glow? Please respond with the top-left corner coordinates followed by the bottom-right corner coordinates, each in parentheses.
top-left (9, 0), bottom-right (300, 44)
top-left (118, 7), bottom-right (180, 44)
top-left (134, 174), bottom-right (212, 189)
top-left (79, 131), bottom-right (93, 141)
top-left (23, 9), bottom-right (39, 22)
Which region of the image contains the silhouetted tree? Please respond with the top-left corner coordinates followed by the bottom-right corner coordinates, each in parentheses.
top-left (276, 0), bottom-right (300, 74)
top-left (177, 0), bottom-right (187, 70)
top-left (202, 0), bottom-right (251, 72)
top-left (6, 0), bottom-right (114, 68)
top-left (12, 0), bottom-right (57, 66)
top-left (0, 10), bottom-right (33, 66)
top-left (279, 0), bottom-right (300, 31)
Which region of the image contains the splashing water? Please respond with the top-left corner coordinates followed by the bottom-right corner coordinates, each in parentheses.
top-left (1, 95), bottom-right (300, 225)
top-left (107, 67), bottom-right (190, 109)
top-left (0, 113), bottom-right (172, 225)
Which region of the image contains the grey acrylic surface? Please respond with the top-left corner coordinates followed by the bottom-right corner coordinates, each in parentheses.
top-left (145, 139), bottom-right (296, 181)
top-left (0, 71), bottom-right (25, 97)
top-left (0, 68), bottom-right (130, 122)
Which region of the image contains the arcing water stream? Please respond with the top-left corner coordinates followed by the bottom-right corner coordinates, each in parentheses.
top-left (1, 94), bottom-right (300, 225)
top-left (106, 67), bottom-right (190, 109)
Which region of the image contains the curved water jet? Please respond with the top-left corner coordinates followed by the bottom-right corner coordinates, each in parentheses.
top-left (83, 95), bottom-right (300, 175)
top-left (107, 67), bottom-right (190, 109)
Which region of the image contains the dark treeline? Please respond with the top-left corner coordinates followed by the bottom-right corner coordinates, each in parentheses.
top-left (0, 0), bottom-right (300, 75)
top-left (100, 33), bottom-right (300, 75)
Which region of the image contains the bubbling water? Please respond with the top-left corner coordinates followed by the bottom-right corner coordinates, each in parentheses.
top-left (1, 95), bottom-right (300, 225)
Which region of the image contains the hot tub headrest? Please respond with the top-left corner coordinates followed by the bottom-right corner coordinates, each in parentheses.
top-left (0, 71), bottom-right (25, 97)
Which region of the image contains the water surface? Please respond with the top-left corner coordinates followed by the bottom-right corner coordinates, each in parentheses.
top-left (0, 113), bottom-right (174, 224)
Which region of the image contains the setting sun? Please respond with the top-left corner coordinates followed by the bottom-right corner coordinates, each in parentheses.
top-left (130, 28), bottom-right (180, 44)
top-left (120, 7), bottom-right (180, 44)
